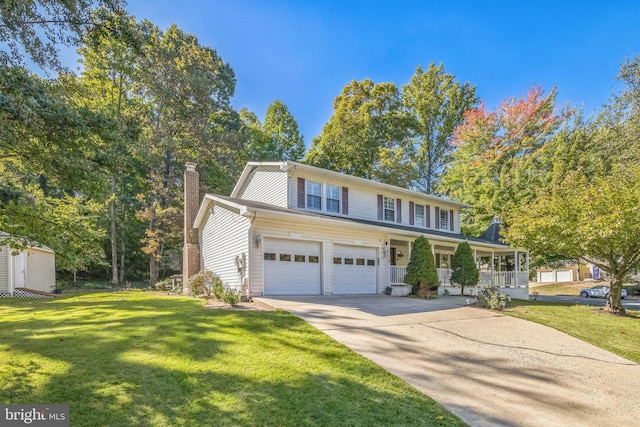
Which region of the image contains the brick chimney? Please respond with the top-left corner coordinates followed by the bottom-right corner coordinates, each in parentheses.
top-left (183, 162), bottom-right (200, 291)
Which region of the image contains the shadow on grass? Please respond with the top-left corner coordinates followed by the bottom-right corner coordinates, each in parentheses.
top-left (0, 293), bottom-right (463, 427)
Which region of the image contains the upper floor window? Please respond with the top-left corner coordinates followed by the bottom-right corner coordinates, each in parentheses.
top-left (384, 197), bottom-right (395, 221)
top-left (439, 209), bottom-right (449, 230)
top-left (326, 185), bottom-right (340, 213)
top-left (307, 181), bottom-right (322, 210)
top-left (415, 204), bottom-right (425, 227)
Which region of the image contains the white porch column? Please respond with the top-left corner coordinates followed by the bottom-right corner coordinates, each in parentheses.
top-left (526, 251), bottom-right (530, 286)
top-left (491, 250), bottom-right (495, 286)
top-left (514, 250), bottom-right (519, 285)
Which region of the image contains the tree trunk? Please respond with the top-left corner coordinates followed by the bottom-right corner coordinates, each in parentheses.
top-left (149, 255), bottom-right (159, 287)
top-left (606, 275), bottom-right (626, 315)
top-left (119, 231), bottom-right (125, 285)
top-left (110, 174), bottom-right (119, 288)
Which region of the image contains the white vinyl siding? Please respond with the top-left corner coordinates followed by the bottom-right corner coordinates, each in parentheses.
top-left (200, 203), bottom-right (251, 290)
top-left (25, 248), bottom-right (55, 292)
top-left (0, 245), bottom-right (8, 293)
top-left (236, 166), bottom-right (288, 207)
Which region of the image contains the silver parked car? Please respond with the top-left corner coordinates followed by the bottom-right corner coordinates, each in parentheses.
top-left (579, 285), bottom-right (627, 299)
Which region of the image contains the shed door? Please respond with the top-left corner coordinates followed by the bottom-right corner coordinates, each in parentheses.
top-left (263, 238), bottom-right (321, 295)
top-left (333, 245), bottom-right (377, 294)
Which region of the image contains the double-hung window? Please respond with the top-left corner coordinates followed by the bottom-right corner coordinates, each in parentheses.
top-left (306, 181), bottom-right (322, 210)
top-left (384, 197), bottom-right (395, 221)
top-left (439, 209), bottom-right (449, 230)
top-left (415, 204), bottom-right (425, 227)
top-left (326, 185), bottom-right (340, 213)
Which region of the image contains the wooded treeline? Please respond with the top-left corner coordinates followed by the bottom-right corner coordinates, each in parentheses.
top-left (1, 4), bottom-right (305, 284)
top-left (1, 2), bottom-right (639, 311)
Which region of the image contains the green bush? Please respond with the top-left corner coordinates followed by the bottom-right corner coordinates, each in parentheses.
top-left (187, 270), bottom-right (222, 298)
top-left (476, 286), bottom-right (507, 310)
top-left (222, 285), bottom-right (241, 306)
top-left (450, 241), bottom-right (479, 295)
top-left (212, 278), bottom-right (225, 300)
top-left (154, 277), bottom-right (173, 291)
top-left (405, 236), bottom-right (439, 294)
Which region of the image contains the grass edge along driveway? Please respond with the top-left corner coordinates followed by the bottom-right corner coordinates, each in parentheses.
top-left (0, 292), bottom-right (466, 427)
top-left (505, 299), bottom-right (640, 364)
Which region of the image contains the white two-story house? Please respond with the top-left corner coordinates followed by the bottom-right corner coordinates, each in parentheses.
top-left (186, 161), bottom-right (529, 299)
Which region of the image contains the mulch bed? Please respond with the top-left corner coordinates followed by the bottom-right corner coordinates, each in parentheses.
top-left (204, 299), bottom-right (275, 311)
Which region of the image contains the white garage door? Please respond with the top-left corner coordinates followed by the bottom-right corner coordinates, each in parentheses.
top-left (556, 270), bottom-right (573, 282)
top-left (539, 271), bottom-right (555, 283)
top-left (263, 238), bottom-right (321, 295)
top-left (333, 245), bottom-right (377, 294)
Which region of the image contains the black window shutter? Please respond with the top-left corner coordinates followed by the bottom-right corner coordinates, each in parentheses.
top-left (409, 202), bottom-right (414, 225)
top-left (297, 178), bottom-right (305, 208)
top-left (342, 187), bottom-right (349, 215)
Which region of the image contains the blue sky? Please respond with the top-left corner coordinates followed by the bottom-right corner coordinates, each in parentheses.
top-left (121, 0), bottom-right (640, 145)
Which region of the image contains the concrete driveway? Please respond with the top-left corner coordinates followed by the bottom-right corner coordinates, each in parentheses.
top-left (256, 295), bottom-right (640, 427)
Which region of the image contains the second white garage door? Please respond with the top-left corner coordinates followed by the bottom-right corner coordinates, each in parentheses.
top-left (263, 238), bottom-right (321, 295)
top-left (333, 245), bottom-right (377, 294)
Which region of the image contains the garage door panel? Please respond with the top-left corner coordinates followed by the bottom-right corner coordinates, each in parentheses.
top-left (263, 238), bottom-right (321, 295)
top-left (556, 270), bottom-right (573, 282)
top-left (539, 271), bottom-right (555, 283)
top-left (333, 245), bottom-right (377, 295)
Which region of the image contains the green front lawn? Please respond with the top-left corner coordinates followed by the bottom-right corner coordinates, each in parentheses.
top-left (505, 300), bottom-right (640, 364)
top-left (0, 292), bottom-right (465, 427)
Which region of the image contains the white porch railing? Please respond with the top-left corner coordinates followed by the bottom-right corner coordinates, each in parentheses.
top-left (479, 271), bottom-right (529, 287)
top-left (390, 266), bottom-right (453, 285)
top-left (391, 266), bottom-right (528, 287)
top-left (390, 265), bottom-right (407, 284)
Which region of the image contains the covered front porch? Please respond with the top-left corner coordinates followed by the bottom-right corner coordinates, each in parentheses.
top-left (387, 237), bottom-right (530, 300)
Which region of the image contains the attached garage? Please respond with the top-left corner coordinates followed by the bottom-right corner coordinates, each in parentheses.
top-left (263, 238), bottom-right (321, 295)
top-left (333, 244), bottom-right (377, 294)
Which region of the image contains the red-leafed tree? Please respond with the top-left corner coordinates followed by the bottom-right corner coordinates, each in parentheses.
top-left (441, 86), bottom-right (571, 236)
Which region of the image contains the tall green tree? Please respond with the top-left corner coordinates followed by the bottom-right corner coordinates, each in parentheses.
top-left (242, 100), bottom-right (305, 161)
top-left (442, 86), bottom-right (570, 236)
top-left (450, 241), bottom-right (479, 295)
top-left (77, 11), bottom-right (143, 286)
top-left (305, 79), bottom-right (407, 181)
top-left (404, 236), bottom-right (439, 293)
top-left (0, 0), bottom-right (125, 71)
top-left (503, 55), bottom-right (640, 313)
top-left (402, 64), bottom-right (478, 194)
top-left (132, 21), bottom-right (236, 285)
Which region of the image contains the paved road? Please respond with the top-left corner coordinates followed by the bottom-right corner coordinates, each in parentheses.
top-left (535, 294), bottom-right (640, 310)
top-left (257, 295), bottom-right (640, 427)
